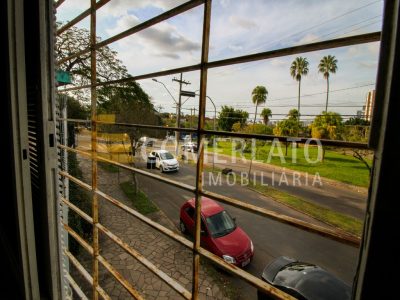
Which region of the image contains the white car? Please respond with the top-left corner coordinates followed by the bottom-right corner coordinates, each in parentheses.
top-left (149, 150), bottom-right (179, 172)
top-left (181, 142), bottom-right (197, 152)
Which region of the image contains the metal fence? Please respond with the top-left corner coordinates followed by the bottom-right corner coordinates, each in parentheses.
top-left (56, 0), bottom-right (379, 299)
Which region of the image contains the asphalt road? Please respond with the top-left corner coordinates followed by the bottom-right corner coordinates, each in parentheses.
top-left (145, 140), bottom-right (367, 219)
top-left (136, 161), bottom-right (359, 299)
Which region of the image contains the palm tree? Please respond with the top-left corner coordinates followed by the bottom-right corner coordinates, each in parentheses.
top-left (290, 57), bottom-right (309, 121)
top-left (318, 55), bottom-right (338, 112)
top-left (261, 108), bottom-right (272, 125)
top-left (251, 86), bottom-right (268, 124)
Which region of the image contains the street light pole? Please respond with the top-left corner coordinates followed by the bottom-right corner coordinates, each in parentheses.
top-left (152, 78), bottom-right (177, 105)
top-left (194, 92), bottom-right (217, 171)
top-left (152, 78), bottom-right (178, 152)
top-left (206, 95), bottom-right (216, 171)
top-left (176, 77), bottom-right (182, 156)
top-left (206, 95), bottom-right (216, 131)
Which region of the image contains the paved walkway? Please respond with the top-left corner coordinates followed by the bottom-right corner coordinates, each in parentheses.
top-left (74, 157), bottom-right (230, 299)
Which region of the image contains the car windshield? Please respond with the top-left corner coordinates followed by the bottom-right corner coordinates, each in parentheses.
top-left (206, 211), bottom-right (236, 238)
top-left (160, 152), bottom-right (174, 160)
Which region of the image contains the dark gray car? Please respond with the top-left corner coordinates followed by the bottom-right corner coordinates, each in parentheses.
top-left (258, 256), bottom-right (351, 300)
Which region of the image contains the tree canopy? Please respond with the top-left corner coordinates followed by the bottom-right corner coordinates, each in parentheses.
top-left (56, 24), bottom-right (161, 147)
top-left (290, 57), bottom-right (309, 82)
top-left (251, 86), bottom-right (268, 123)
top-left (260, 108), bottom-right (272, 125)
top-left (287, 109), bottom-right (299, 120)
top-left (318, 55), bottom-right (338, 112)
top-left (311, 111), bottom-right (343, 140)
top-left (273, 109), bottom-right (301, 136)
top-left (218, 106), bottom-right (249, 132)
top-left (344, 117), bottom-right (370, 126)
top-left (290, 57), bottom-right (309, 120)
top-left (318, 55), bottom-right (338, 80)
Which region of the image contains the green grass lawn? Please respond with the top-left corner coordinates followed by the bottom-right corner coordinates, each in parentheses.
top-left (203, 166), bottom-right (363, 236)
top-left (120, 182), bottom-right (158, 215)
top-left (207, 141), bottom-right (371, 187)
top-left (98, 161), bottom-right (119, 173)
top-left (250, 181), bottom-right (363, 236)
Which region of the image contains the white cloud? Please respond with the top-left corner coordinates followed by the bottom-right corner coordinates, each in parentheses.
top-left (228, 15), bottom-right (257, 29)
top-left (228, 44), bottom-right (243, 52)
top-left (270, 58), bottom-right (287, 67)
top-left (348, 46), bottom-right (360, 56)
top-left (220, 0), bottom-right (231, 8)
top-left (296, 33), bottom-right (319, 45)
top-left (367, 43), bottom-right (380, 55)
top-left (108, 21), bottom-right (200, 63)
top-left (101, 0), bottom-right (187, 17)
top-left (358, 61), bottom-right (378, 69)
top-left (106, 14), bottom-right (140, 34)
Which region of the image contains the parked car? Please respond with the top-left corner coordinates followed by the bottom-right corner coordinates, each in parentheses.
top-left (138, 136), bottom-right (155, 147)
top-left (181, 142), bottom-right (197, 152)
top-left (257, 256), bottom-right (351, 300)
top-left (149, 150), bottom-right (179, 172)
top-left (180, 197), bottom-right (254, 267)
top-left (181, 134), bottom-right (192, 142)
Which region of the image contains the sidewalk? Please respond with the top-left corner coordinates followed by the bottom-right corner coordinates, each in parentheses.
top-left (74, 156), bottom-right (230, 299)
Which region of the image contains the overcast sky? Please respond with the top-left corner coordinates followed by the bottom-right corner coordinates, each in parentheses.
top-left (57, 0), bottom-right (383, 121)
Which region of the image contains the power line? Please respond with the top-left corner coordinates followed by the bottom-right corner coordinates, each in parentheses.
top-left (197, 83), bottom-right (374, 106)
top-left (220, 0), bottom-right (381, 61)
top-left (309, 15), bottom-right (382, 42)
top-left (212, 0), bottom-right (382, 76)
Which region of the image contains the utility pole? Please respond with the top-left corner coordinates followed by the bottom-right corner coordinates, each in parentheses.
top-left (172, 73), bottom-right (190, 156)
top-left (190, 108), bottom-right (193, 129)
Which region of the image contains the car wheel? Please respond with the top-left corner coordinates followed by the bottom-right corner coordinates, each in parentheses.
top-left (179, 220), bottom-right (187, 234)
top-left (160, 166), bottom-right (164, 173)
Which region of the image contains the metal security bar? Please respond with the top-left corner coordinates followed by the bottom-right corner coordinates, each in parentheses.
top-left (56, 0), bottom-right (378, 299)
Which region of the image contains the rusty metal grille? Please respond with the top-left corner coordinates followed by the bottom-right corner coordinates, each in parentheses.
top-left (55, 0), bottom-right (380, 299)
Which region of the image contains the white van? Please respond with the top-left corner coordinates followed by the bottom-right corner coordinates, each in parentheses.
top-left (149, 150), bottom-right (179, 172)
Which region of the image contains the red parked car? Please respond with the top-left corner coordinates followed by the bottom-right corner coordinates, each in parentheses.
top-left (179, 197), bottom-right (254, 267)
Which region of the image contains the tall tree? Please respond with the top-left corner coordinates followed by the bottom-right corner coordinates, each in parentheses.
top-left (218, 106), bottom-right (249, 131)
top-left (260, 107), bottom-right (272, 125)
top-left (57, 24), bottom-right (161, 194)
top-left (56, 23), bottom-right (159, 147)
top-left (251, 86), bottom-right (268, 124)
top-left (318, 55), bottom-right (338, 112)
top-left (290, 57), bottom-right (309, 126)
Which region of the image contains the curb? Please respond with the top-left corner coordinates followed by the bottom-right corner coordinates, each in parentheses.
top-left (147, 208), bottom-right (181, 234)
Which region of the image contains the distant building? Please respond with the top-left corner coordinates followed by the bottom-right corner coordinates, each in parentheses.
top-left (363, 90), bottom-right (375, 121)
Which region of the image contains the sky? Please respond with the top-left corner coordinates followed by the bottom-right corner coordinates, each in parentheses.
top-left (56, 0), bottom-right (383, 122)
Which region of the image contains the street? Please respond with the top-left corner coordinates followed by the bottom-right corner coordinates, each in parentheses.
top-left (77, 132), bottom-right (362, 298)
top-left (136, 161), bottom-right (359, 299)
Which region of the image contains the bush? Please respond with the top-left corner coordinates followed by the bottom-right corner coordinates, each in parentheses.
top-left (67, 152), bottom-right (92, 255)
